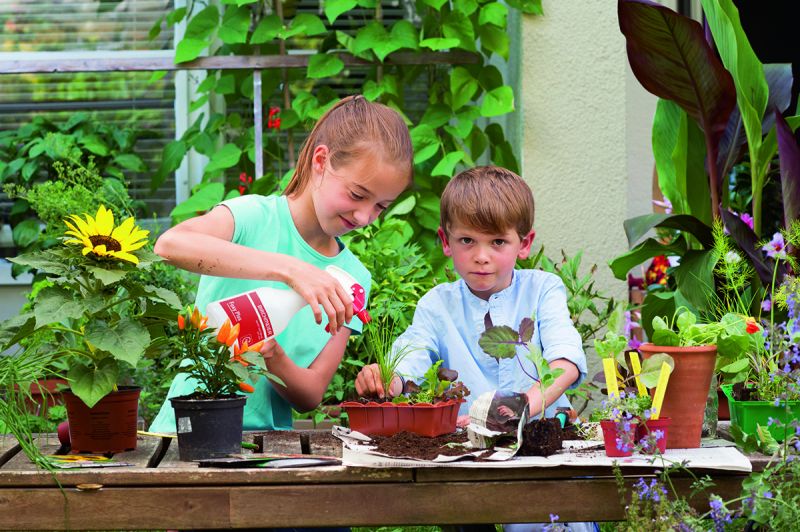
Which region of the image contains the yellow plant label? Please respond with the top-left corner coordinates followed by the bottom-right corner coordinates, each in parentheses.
top-left (628, 351), bottom-right (648, 397)
top-left (650, 362), bottom-right (671, 420)
top-left (602, 357), bottom-right (619, 399)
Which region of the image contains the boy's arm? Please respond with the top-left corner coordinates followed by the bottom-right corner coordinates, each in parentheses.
top-left (537, 276), bottom-right (587, 387)
top-left (525, 359), bottom-right (579, 418)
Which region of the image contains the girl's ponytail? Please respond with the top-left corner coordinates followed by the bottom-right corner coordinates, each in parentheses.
top-left (284, 95), bottom-right (412, 196)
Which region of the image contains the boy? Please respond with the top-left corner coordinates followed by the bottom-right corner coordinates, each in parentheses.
top-left (355, 166), bottom-right (587, 425)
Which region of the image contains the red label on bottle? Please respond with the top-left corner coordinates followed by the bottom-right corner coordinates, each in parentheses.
top-left (249, 291), bottom-right (274, 338)
top-left (219, 292), bottom-right (272, 345)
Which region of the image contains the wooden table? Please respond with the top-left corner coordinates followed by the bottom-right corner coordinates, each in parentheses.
top-left (0, 427), bottom-right (766, 531)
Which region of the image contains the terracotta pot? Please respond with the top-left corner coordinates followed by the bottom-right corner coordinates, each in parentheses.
top-left (600, 419), bottom-right (636, 457)
top-left (636, 417), bottom-right (671, 453)
top-left (341, 399), bottom-right (463, 437)
top-left (15, 378), bottom-right (68, 414)
top-left (639, 343), bottom-right (717, 448)
top-left (62, 386), bottom-right (140, 453)
top-left (717, 388), bottom-right (730, 421)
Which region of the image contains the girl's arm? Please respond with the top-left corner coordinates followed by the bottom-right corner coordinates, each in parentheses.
top-left (260, 328), bottom-right (351, 412)
top-left (525, 359), bottom-right (579, 418)
top-left (154, 205), bottom-right (353, 332)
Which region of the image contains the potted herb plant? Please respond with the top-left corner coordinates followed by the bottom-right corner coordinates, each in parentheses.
top-left (168, 306), bottom-right (282, 460)
top-left (477, 315), bottom-right (570, 456)
top-left (341, 313), bottom-right (469, 437)
top-left (640, 308), bottom-right (761, 448)
top-left (0, 205), bottom-right (180, 453)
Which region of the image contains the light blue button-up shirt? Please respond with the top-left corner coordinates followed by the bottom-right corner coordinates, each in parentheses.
top-left (393, 269), bottom-right (587, 418)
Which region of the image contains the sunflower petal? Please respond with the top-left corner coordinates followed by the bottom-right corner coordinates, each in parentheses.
top-left (109, 251), bottom-right (139, 264)
top-left (95, 206), bottom-right (114, 235)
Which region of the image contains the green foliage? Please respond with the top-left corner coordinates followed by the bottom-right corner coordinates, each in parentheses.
top-left (363, 310), bottom-right (417, 399)
top-left (593, 391), bottom-right (652, 421)
top-left (394, 360), bottom-right (469, 405)
top-left (0, 208), bottom-right (180, 408)
top-left (159, 1), bottom-right (529, 248)
top-left (742, 455), bottom-right (800, 529)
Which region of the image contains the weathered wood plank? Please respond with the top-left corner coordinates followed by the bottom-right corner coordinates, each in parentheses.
top-left (2, 441), bottom-right (61, 471)
top-left (111, 436), bottom-right (162, 469)
top-left (0, 436), bottom-right (21, 468)
top-left (254, 430), bottom-right (303, 455)
top-left (0, 51), bottom-right (481, 75)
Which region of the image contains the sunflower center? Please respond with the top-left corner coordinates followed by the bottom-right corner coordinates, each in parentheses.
top-left (89, 235), bottom-right (122, 252)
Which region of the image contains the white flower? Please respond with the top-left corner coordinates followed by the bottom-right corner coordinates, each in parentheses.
top-left (724, 251), bottom-right (742, 264)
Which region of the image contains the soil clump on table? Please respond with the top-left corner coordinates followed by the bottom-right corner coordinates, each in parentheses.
top-left (517, 418), bottom-right (564, 456)
top-left (371, 431), bottom-right (470, 460)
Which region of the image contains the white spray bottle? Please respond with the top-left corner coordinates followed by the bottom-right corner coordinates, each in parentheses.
top-left (205, 265), bottom-right (371, 346)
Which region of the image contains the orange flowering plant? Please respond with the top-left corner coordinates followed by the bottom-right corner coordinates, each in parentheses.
top-left (169, 306), bottom-right (282, 398)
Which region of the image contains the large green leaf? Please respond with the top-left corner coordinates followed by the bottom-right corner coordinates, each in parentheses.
top-left (204, 143), bottom-right (242, 174)
top-left (479, 24), bottom-right (509, 60)
top-left (324, 0), bottom-right (357, 24)
top-left (431, 151), bottom-right (464, 177)
top-left (9, 249), bottom-right (70, 276)
top-left (218, 5), bottom-right (250, 44)
top-left (480, 86), bottom-right (514, 117)
top-left (419, 37), bottom-right (460, 51)
top-left (11, 219), bottom-right (40, 248)
top-left (671, 249), bottom-right (716, 311)
top-left (170, 182), bottom-right (225, 222)
top-left (622, 213), bottom-right (713, 249)
top-left (184, 5), bottom-right (219, 40)
top-left (86, 319), bottom-right (149, 367)
top-left (609, 236), bottom-right (687, 281)
top-left (250, 14), bottom-right (281, 44)
top-left (175, 38), bottom-right (209, 64)
top-left (478, 326), bottom-right (518, 359)
top-left (701, 0), bottom-right (767, 180)
top-left (67, 359), bottom-right (118, 409)
top-left (442, 10), bottom-right (476, 52)
top-left (153, 139), bottom-right (187, 192)
top-left (281, 14), bottom-right (326, 39)
top-left (33, 287), bottom-right (86, 327)
top-left (410, 124), bottom-right (440, 164)
top-left (674, 111), bottom-right (711, 225)
top-left (638, 353), bottom-right (675, 388)
top-left (450, 67), bottom-right (478, 111)
top-left (619, 0), bottom-right (735, 145)
top-left (479, 3), bottom-right (508, 27)
top-left (307, 54), bottom-right (344, 79)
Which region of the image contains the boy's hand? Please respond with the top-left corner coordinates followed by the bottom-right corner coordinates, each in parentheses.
top-left (355, 364), bottom-right (402, 399)
top-left (282, 259), bottom-right (354, 334)
top-left (456, 415), bottom-right (471, 428)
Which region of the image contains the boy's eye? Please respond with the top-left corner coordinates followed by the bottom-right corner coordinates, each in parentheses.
top-left (493, 239), bottom-right (506, 246)
top-left (459, 237), bottom-right (473, 245)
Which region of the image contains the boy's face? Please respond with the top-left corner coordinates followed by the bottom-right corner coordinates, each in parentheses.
top-left (438, 222), bottom-right (535, 300)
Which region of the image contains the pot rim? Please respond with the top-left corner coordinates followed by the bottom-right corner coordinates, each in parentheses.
top-left (638, 342), bottom-right (717, 354)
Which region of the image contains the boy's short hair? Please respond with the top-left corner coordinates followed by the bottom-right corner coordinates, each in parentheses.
top-left (440, 166), bottom-right (534, 238)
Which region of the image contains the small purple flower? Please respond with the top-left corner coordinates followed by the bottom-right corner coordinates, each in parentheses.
top-left (763, 232), bottom-right (787, 259)
top-left (652, 198), bottom-right (672, 214)
top-left (709, 496), bottom-right (732, 532)
top-left (762, 298), bottom-right (772, 312)
top-left (763, 491), bottom-right (773, 499)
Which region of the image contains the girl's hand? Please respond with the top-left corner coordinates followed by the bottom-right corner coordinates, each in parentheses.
top-left (355, 363), bottom-right (401, 399)
top-left (259, 338), bottom-right (284, 363)
top-left (456, 415), bottom-right (471, 428)
top-left (282, 259), bottom-right (354, 334)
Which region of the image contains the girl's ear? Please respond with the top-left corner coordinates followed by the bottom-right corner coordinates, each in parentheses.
top-left (438, 227), bottom-right (453, 257)
top-left (311, 144), bottom-right (329, 176)
top-left (517, 230), bottom-right (536, 260)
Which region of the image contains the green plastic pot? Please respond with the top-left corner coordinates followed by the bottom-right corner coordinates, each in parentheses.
top-left (721, 384), bottom-right (800, 441)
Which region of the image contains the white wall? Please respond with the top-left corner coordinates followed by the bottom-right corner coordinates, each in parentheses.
top-left (520, 0), bottom-right (668, 300)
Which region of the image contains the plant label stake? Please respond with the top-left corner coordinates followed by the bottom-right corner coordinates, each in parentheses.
top-left (650, 362), bottom-right (672, 420)
top-left (628, 351), bottom-right (648, 397)
top-left (602, 358), bottom-right (619, 398)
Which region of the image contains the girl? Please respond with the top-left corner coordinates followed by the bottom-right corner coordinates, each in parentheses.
top-left (150, 95), bottom-right (413, 432)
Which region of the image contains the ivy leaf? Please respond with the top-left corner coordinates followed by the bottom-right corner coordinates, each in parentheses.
top-left (86, 319), bottom-right (149, 367)
top-left (153, 140), bottom-right (187, 191)
top-left (218, 6), bottom-right (250, 44)
top-left (250, 14), bottom-right (281, 44)
top-left (450, 67), bottom-right (479, 110)
top-left (506, 0), bottom-right (543, 15)
top-left (420, 104), bottom-right (451, 129)
top-left (169, 182), bottom-right (225, 222)
top-left (420, 0), bottom-right (447, 9)
top-left (410, 124), bottom-right (440, 164)
top-left (389, 20), bottom-right (419, 51)
top-left (281, 13), bottom-right (326, 39)
top-left (442, 10), bottom-right (476, 52)
top-left (68, 359), bottom-right (119, 409)
top-left (204, 143), bottom-right (242, 174)
top-left (478, 325), bottom-right (519, 359)
top-left (479, 24), bottom-right (509, 60)
top-left (279, 109), bottom-right (300, 130)
top-left (307, 54), bottom-right (345, 79)
top-left (185, 5), bottom-right (219, 40)
top-left (175, 38), bottom-right (209, 64)
top-left (480, 86), bottom-right (514, 117)
top-left (11, 219), bottom-right (40, 248)
top-left (114, 153), bottom-right (146, 172)
top-left (431, 150), bottom-right (464, 177)
top-left (454, 0), bottom-right (479, 16)
top-left (419, 37), bottom-right (460, 51)
top-left (363, 80), bottom-right (384, 101)
top-left (353, 21), bottom-right (416, 62)
top-left (479, 3), bottom-right (508, 28)
top-left (324, 0), bottom-right (357, 25)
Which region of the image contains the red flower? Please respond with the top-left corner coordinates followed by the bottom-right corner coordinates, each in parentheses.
top-left (267, 107), bottom-right (281, 130)
top-left (238, 172), bottom-right (253, 195)
top-left (745, 318), bottom-right (760, 334)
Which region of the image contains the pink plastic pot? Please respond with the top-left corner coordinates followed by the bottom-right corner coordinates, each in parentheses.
top-left (341, 399), bottom-right (464, 437)
top-left (636, 417), bottom-right (671, 454)
top-left (600, 419), bottom-right (637, 457)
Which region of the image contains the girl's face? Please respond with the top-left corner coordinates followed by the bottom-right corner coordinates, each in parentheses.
top-left (438, 222), bottom-right (535, 300)
top-left (310, 146), bottom-right (409, 237)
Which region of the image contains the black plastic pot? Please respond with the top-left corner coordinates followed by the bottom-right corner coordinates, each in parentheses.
top-left (170, 395), bottom-right (246, 461)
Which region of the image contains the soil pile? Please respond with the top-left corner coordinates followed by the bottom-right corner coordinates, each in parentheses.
top-left (371, 430), bottom-right (469, 460)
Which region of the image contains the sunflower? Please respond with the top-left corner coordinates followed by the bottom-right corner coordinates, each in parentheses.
top-left (64, 205), bottom-right (150, 264)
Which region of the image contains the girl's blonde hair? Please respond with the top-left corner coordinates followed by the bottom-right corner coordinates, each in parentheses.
top-left (284, 95), bottom-right (413, 196)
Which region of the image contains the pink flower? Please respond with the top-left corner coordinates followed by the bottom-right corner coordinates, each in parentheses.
top-left (739, 212), bottom-right (754, 230)
top-left (762, 232), bottom-right (787, 259)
